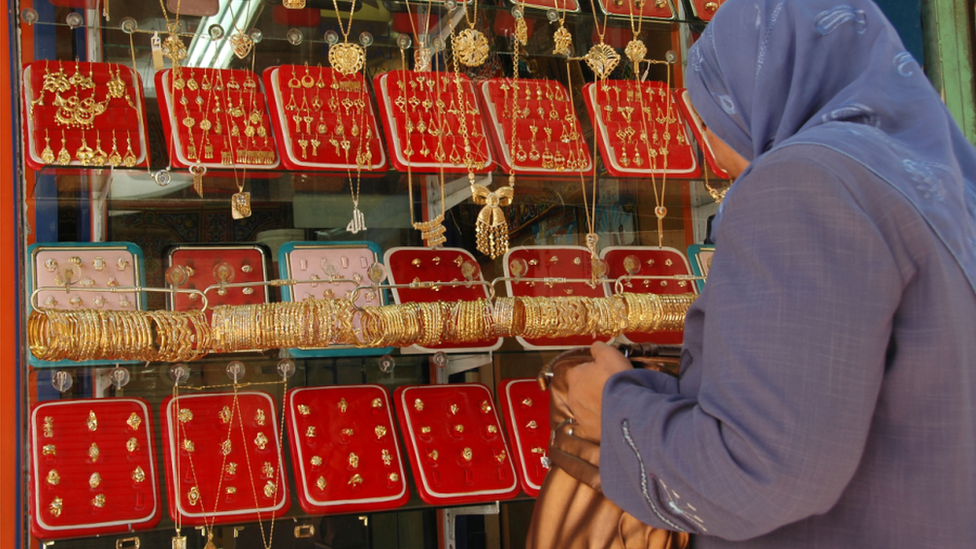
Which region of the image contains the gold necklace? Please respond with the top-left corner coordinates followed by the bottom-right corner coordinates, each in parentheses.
top-left (452, 0), bottom-right (489, 67)
top-left (624, 0), bottom-right (648, 64)
top-left (227, 0), bottom-right (254, 60)
top-left (553, 0), bottom-right (573, 56)
top-left (582, 0), bottom-right (620, 78)
top-left (329, 0), bottom-right (366, 76)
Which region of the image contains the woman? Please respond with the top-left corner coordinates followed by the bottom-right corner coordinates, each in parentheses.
top-left (566, 0), bottom-right (976, 547)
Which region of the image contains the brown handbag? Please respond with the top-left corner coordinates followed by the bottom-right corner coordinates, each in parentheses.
top-left (525, 345), bottom-right (689, 549)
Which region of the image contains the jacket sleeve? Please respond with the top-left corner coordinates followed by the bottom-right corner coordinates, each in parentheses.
top-left (599, 154), bottom-right (905, 541)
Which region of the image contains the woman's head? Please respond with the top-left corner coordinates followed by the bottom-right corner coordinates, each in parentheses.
top-left (685, 0), bottom-right (927, 163)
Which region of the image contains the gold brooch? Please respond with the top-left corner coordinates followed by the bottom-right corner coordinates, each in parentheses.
top-left (583, 44), bottom-right (621, 79)
top-left (329, 42), bottom-right (366, 76)
top-left (127, 412), bottom-right (142, 431)
top-left (132, 466), bottom-right (146, 483)
top-left (625, 40), bottom-right (647, 64)
top-left (453, 28), bottom-right (489, 67)
top-left (87, 410), bottom-right (98, 431)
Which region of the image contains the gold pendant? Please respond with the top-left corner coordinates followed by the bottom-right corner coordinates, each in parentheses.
top-left (515, 18), bottom-right (528, 46)
top-left (625, 39), bottom-right (647, 64)
top-left (453, 28), bottom-right (489, 68)
top-left (283, 0), bottom-right (306, 7)
top-left (229, 32), bottom-right (254, 60)
top-left (553, 26), bottom-right (573, 57)
top-left (330, 42), bottom-right (366, 76)
top-left (190, 165), bottom-right (206, 197)
top-left (231, 191), bottom-right (252, 219)
top-left (414, 47), bottom-right (433, 72)
top-left (162, 34), bottom-right (187, 64)
top-left (171, 535), bottom-right (187, 549)
top-left (346, 204), bottom-right (366, 233)
top-left (471, 184), bottom-right (514, 259)
top-left (414, 214), bottom-right (447, 248)
top-left (584, 44), bottom-right (621, 78)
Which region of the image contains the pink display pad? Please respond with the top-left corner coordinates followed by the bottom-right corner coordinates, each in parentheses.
top-left (374, 71), bottom-right (495, 174)
top-left (161, 392), bottom-right (290, 526)
top-left (394, 384), bottom-right (519, 505)
top-left (498, 379), bottom-right (551, 497)
top-left (688, 0), bottom-right (725, 21)
top-left (165, 245), bottom-right (270, 321)
top-left (582, 80), bottom-right (699, 179)
top-left (596, 0), bottom-right (675, 19)
top-left (478, 78), bottom-right (594, 176)
top-left (263, 65), bottom-right (387, 172)
top-left (675, 88), bottom-right (731, 179)
top-left (600, 246), bottom-right (696, 345)
top-left (384, 247), bottom-right (503, 353)
top-left (30, 244), bottom-right (142, 312)
top-left (285, 385), bottom-right (410, 514)
top-left (281, 243), bottom-right (384, 348)
top-left (22, 61), bottom-right (150, 171)
top-left (156, 68), bottom-right (280, 170)
top-left (503, 246), bottom-right (611, 350)
top-left (30, 398), bottom-right (161, 539)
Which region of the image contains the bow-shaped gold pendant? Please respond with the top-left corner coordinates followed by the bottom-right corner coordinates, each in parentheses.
top-left (471, 184), bottom-right (514, 259)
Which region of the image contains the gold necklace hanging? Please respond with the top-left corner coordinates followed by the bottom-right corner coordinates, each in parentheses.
top-left (582, 1), bottom-right (620, 78)
top-left (552, 0), bottom-right (573, 56)
top-left (453, 0), bottom-right (489, 67)
top-left (341, 39), bottom-right (371, 233)
top-left (402, 0), bottom-right (448, 247)
top-left (624, 0), bottom-right (648, 64)
top-left (329, 0), bottom-right (366, 76)
top-left (227, 0), bottom-right (254, 60)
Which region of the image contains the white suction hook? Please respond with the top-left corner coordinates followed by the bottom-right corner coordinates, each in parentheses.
top-left (432, 352), bottom-right (449, 369)
top-left (109, 366), bottom-right (131, 389)
top-left (226, 360), bottom-right (245, 383)
top-left (170, 363), bottom-right (190, 385)
top-left (51, 371), bottom-right (73, 393)
top-left (277, 358), bottom-right (296, 380)
top-left (378, 355), bottom-right (395, 374)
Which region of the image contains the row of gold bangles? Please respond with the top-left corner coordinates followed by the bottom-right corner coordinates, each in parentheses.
top-left (27, 292), bottom-right (697, 361)
top-left (28, 308), bottom-right (210, 363)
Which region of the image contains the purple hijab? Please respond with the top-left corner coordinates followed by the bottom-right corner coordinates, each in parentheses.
top-left (686, 0), bottom-right (976, 295)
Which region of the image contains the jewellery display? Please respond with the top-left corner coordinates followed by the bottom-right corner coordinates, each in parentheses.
top-left (264, 64), bottom-right (386, 171)
top-left (277, 241), bottom-right (391, 356)
top-left (27, 242), bottom-right (145, 367)
top-left (29, 398), bottom-right (161, 539)
top-left (480, 78), bottom-right (593, 176)
top-left (374, 70), bottom-right (494, 174)
top-left (676, 87), bottom-right (731, 179)
top-left (451, 0), bottom-right (489, 68)
top-left (155, 68), bottom-right (279, 170)
top-left (161, 392), bottom-right (290, 526)
top-left (22, 61), bottom-right (149, 170)
top-left (498, 378), bottom-right (551, 496)
top-left (384, 247), bottom-right (502, 354)
top-left (687, 244), bottom-right (715, 294)
top-left (394, 384), bottom-right (519, 505)
top-left (164, 245), bottom-right (270, 321)
top-left (285, 385), bottom-right (409, 514)
top-left (596, 0), bottom-right (675, 20)
top-left (503, 245), bottom-right (611, 350)
top-left (582, 79), bottom-right (698, 178)
top-left (600, 246), bottom-right (696, 345)
top-left (328, 0), bottom-right (366, 76)
top-left (687, 0), bottom-right (725, 21)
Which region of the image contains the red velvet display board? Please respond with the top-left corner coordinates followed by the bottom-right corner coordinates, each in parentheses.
top-left (161, 392), bottom-right (290, 526)
top-left (478, 78), bottom-right (593, 176)
top-left (29, 398), bottom-right (161, 539)
top-left (582, 80), bottom-right (699, 179)
top-left (675, 88), bottom-right (731, 179)
top-left (374, 70), bottom-right (495, 174)
top-left (156, 68), bottom-right (280, 170)
top-left (503, 246), bottom-right (611, 350)
top-left (285, 385), bottom-right (410, 514)
top-left (263, 65), bottom-right (387, 172)
top-left (600, 246), bottom-right (695, 345)
top-left (164, 245), bottom-right (270, 322)
top-left (688, 0), bottom-right (725, 21)
top-left (596, 0), bottom-right (675, 20)
top-left (384, 247), bottom-right (502, 353)
top-left (394, 384), bottom-right (519, 505)
top-left (22, 61), bottom-right (150, 171)
top-left (498, 379), bottom-right (550, 497)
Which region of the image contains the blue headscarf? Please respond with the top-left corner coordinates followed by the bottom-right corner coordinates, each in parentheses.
top-left (686, 0), bottom-right (976, 296)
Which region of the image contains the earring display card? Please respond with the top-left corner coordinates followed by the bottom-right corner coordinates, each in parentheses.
top-left (582, 80), bottom-right (699, 179)
top-left (394, 384), bottom-right (519, 505)
top-left (600, 246), bottom-right (696, 345)
top-left (675, 89), bottom-right (731, 179)
top-left (263, 65), bottom-right (387, 172)
top-left (27, 242), bottom-right (146, 367)
top-left (155, 68), bottom-right (280, 170)
top-left (687, 0), bottom-right (724, 21)
top-left (498, 379), bottom-right (551, 497)
top-left (161, 392), bottom-right (290, 526)
top-left (22, 61), bottom-right (150, 171)
top-left (374, 70), bottom-right (495, 174)
top-left (278, 241), bottom-right (392, 356)
top-left (596, 0), bottom-right (676, 19)
top-left (164, 244), bottom-right (270, 321)
top-left (384, 247), bottom-right (503, 354)
top-left (30, 398), bottom-right (161, 539)
top-left (285, 385), bottom-right (409, 514)
top-left (479, 78), bottom-right (594, 176)
top-left (503, 246), bottom-right (611, 350)
top-left (687, 244), bottom-right (715, 294)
